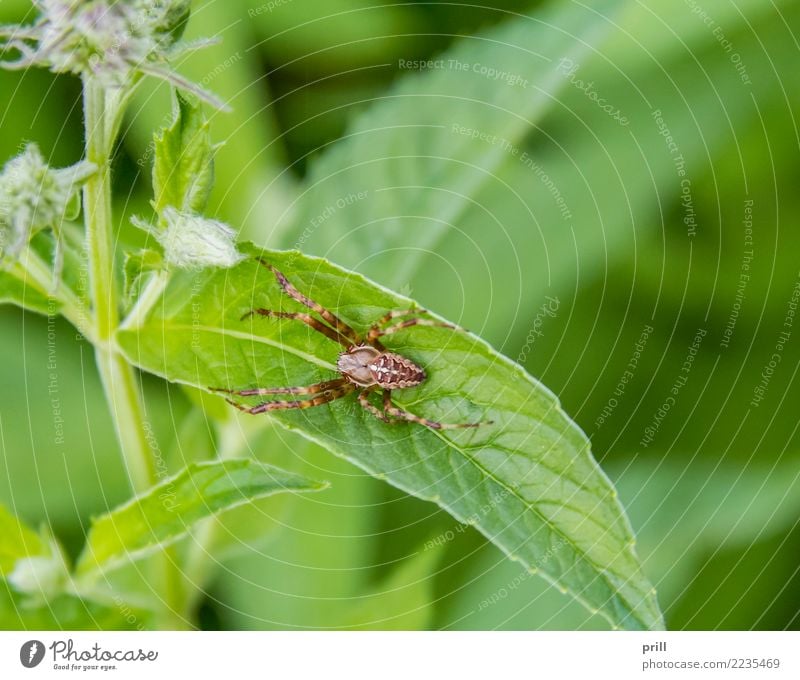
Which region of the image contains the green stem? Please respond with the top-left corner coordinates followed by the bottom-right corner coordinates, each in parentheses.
top-left (83, 80), bottom-right (115, 343)
top-left (82, 77), bottom-right (186, 629)
top-left (82, 77), bottom-right (156, 494)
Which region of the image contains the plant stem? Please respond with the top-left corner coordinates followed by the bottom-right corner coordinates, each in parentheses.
top-left (82, 77), bottom-right (156, 494)
top-left (82, 79), bottom-right (115, 343)
top-left (82, 78), bottom-right (188, 629)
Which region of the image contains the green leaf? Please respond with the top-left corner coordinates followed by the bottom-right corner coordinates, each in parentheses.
top-left (0, 226), bottom-right (87, 319)
top-left (0, 268), bottom-right (53, 314)
top-left (126, 0), bottom-right (297, 242)
top-left (123, 248), bottom-right (163, 303)
top-left (613, 456), bottom-right (800, 609)
top-left (152, 92), bottom-right (215, 214)
top-left (276, 0), bottom-right (790, 353)
top-left (153, 0), bottom-right (191, 45)
top-left (75, 458), bottom-right (326, 578)
top-left (117, 247), bottom-right (664, 630)
top-left (273, 0), bottom-right (620, 278)
top-left (0, 513), bottom-right (72, 618)
top-left (216, 429), bottom-right (388, 630)
top-left (0, 503), bottom-right (44, 575)
top-left (0, 582), bottom-right (152, 630)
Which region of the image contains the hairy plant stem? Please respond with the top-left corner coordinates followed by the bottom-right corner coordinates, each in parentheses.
top-left (82, 77), bottom-right (185, 628)
top-left (82, 77), bottom-right (156, 494)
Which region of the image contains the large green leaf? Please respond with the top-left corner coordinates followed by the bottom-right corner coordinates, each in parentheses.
top-left (613, 456), bottom-right (800, 609)
top-left (275, 0), bottom-right (792, 354)
top-left (273, 0), bottom-right (621, 261)
top-left (75, 458), bottom-right (325, 578)
top-left (117, 247), bottom-right (663, 630)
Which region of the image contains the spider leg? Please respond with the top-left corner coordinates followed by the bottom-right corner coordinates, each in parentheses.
top-left (381, 390), bottom-right (485, 430)
top-left (369, 317), bottom-right (460, 341)
top-left (243, 308), bottom-right (352, 347)
top-left (211, 378), bottom-right (346, 397)
top-left (364, 308), bottom-right (426, 343)
top-left (372, 308), bottom-right (428, 327)
top-left (357, 386), bottom-right (397, 423)
top-left (225, 381), bottom-right (356, 415)
top-left (259, 260), bottom-right (362, 345)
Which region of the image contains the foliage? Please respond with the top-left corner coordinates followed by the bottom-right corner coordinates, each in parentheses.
top-left (75, 459), bottom-right (325, 579)
top-left (0, 0), bottom-right (797, 632)
top-left (117, 246), bottom-right (662, 629)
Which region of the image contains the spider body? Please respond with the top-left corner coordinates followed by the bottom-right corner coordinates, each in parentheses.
top-left (338, 345), bottom-right (426, 389)
top-left (212, 260), bottom-right (488, 430)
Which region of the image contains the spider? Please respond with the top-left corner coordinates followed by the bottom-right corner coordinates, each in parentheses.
top-left (212, 260), bottom-right (490, 430)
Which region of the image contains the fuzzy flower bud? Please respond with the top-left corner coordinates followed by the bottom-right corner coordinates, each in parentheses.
top-left (133, 206), bottom-right (244, 269)
top-left (7, 555), bottom-right (68, 598)
top-left (0, 0), bottom-right (225, 108)
top-left (0, 143), bottom-right (95, 262)
top-left (7, 529), bottom-right (69, 600)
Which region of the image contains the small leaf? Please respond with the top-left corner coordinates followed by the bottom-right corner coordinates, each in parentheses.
top-left (153, 0), bottom-right (192, 45)
top-left (123, 248), bottom-right (163, 303)
top-left (0, 503), bottom-right (44, 575)
top-left (75, 459), bottom-right (326, 578)
top-left (0, 268), bottom-right (54, 315)
top-left (152, 92), bottom-right (215, 214)
top-left (117, 247), bottom-right (664, 630)
top-left (0, 227), bottom-right (87, 317)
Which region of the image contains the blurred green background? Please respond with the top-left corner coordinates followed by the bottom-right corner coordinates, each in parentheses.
top-left (1, 0), bottom-right (799, 630)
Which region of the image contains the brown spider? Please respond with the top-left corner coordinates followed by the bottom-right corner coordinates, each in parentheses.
top-left (212, 261), bottom-right (489, 430)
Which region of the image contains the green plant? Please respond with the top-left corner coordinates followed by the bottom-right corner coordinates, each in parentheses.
top-left (0, 0), bottom-right (674, 631)
top-left (9, 0), bottom-right (796, 628)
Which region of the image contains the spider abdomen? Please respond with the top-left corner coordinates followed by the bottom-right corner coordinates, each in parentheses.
top-left (369, 352), bottom-right (426, 389)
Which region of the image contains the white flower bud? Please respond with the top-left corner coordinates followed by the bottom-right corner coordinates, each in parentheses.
top-left (7, 529), bottom-right (69, 600)
top-left (0, 143), bottom-right (94, 261)
top-left (1, 1), bottom-right (226, 108)
top-left (7, 555), bottom-right (67, 598)
top-left (134, 206), bottom-right (244, 270)
top-left (34, 0), bottom-right (160, 86)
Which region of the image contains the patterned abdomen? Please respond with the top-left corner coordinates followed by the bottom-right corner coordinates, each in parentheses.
top-left (368, 352), bottom-right (426, 389)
